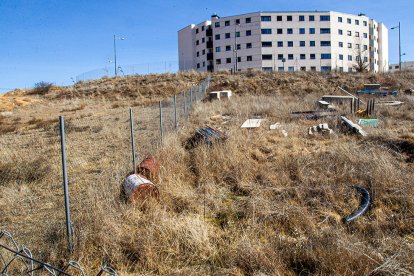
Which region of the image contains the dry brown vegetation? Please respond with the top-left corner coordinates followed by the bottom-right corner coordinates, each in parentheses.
top-left (0, 72), bottom-right (413, 275)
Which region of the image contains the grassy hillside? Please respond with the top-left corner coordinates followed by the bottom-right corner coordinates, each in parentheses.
top-left (0, 72), bottom-right (413, 274)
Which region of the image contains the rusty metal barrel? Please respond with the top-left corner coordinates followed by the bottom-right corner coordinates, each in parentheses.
top-left (137, 156), bottom-right (160, 181)
top-left (123, 174), bottom-right (159, 203)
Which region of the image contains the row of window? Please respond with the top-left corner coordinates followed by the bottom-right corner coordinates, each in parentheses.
top-left (260, 28), bottom-right (331, 35)
top-left (214, 18), bottom-right (251, 28)
top-left (262, 66), bottom-right (334, 72)
top-left (195, 25), bottom-right (207, 34)
top-left (214, 54), bottom-right (367, 64)
top-left (338, 17), bottom-right (368, 26)
top-left (260, 15), bottom-right (330, 22)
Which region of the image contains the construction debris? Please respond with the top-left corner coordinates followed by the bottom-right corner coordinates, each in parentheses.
top-left (308, 123), bottom-right (334, 136)
top-left (318, 100), bottom-right (335, 110)
top-left (358, 119), bottom-right (379, 127)
top-left (282, 130), bottom-right (288, 137)
top-left (343, 186), bottom-right (371, 223)
top-left (187, 126), bottom-right (227, 148)
top-left (241, 118), bottom-right (263, 128)
top-left (290, 110), bottom-right (337, 120)
top-left (209, 90), bottom-right (232, 101)
top-left (269, 122), bottom-right (281, 130)
top-left (357, 84), bottom-right (398, 97)
top-left (377, 101), bottom-right (404, 106)
top-left (340, 116), bottom-right (367, 137)
top-left (137, 156), bottom-right (160, 181)
top-left (123, 174), bottom-right (160, 203)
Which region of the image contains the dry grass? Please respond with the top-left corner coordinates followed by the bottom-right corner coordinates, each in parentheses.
top-left (0, 72), bottom-right (413, 274)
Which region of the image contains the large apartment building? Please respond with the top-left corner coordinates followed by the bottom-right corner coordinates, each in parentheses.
top-left (178, 11), bottom-right (389, 73)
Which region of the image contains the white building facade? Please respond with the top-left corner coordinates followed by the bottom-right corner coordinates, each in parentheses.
top-left (389, 61), bottom-right (414, 73)
top-left (178, 11), bottom-right (389, 73)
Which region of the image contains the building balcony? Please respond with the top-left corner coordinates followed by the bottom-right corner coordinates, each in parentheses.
top-left (206, 41), bottom-right (213, 48)
top-left (207, 53), bottom-right (213, 61)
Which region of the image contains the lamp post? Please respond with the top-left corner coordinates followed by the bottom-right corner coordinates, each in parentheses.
top-left (391, 22), bottom-right (402, 71)
top-left (113, 35), bottom-right (125, 76)
top-left (234, 23), bottom-right (240, 73)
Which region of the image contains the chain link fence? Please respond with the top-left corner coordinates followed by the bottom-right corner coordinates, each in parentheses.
top-left (0, 77), bottom-right (210, 274)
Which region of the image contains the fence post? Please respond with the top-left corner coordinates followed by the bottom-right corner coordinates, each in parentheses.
top-left (190, 88), bottom-right (193, 110)
top-left (173, 95), bottom-right (177, 129)
top-left (129, 108), bottom-right (136, 173)
top-left (184, 91), bottom-right (187, 116)
top-left (195, 85), bottom-right (198, 103)
top-left (59, 116), bottom-right (72, 255)
top-left (159, 101), bottom-right (163, 143)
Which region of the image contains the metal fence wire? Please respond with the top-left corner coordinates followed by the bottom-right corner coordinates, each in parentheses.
top-left (0, 77), bottom-right (210, 274)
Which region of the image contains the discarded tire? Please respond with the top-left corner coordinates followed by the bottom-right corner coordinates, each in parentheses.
top-left (186, 127), bottom-right (227, 149)
top-left (344, 186), bottom-right (371, 223)
top-left (123, 174), bottom-right (159, 203)
top-left (137, 156), bottom-right (160, 181)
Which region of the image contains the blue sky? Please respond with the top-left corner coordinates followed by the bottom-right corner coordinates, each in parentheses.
top-left (0, 0), bottom-right (412, 91)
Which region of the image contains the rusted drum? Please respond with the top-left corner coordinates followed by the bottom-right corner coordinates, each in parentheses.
top-left (137, 156), bottom-right (160, 181)
top-left (123, 174), bottom-right (159, 203)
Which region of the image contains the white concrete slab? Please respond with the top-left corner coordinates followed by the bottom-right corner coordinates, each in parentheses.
top-left (241, 119), bottom-right (263, 128)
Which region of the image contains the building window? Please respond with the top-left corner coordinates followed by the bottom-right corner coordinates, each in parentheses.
top-left (215, 22), bottom-right (220, 28)
top-left (311, 66), bottom-right (316, 71)
top-left (262, 41), bottom-right (272, 47)
top-left (288, 54), bottom-right (294, 60)
top-left (309, 28), bottom-right (315, 34)
top-left (236, 32), bottom-right (240, 37)
top-left (300, 28), bottom-right (306, 34)
top-left (347, 31), bottom-right (352, 36)
top-left (310, 54), bottom-right (316, 60)
top-left (364, 57), bottom-right (368, 62)
top-left (225, 20), bottom-right (230, 26)
top-left (347, 18), bottom-right (351, 24)
top-left (235, 19), bottom-right (240, 24)
top-left (301, 67), bottom-right (306, 71)
top-left (202, 49), bottom-right (205, 55)
top-left (338, 17), bottom-right (343, 22)
top-left (320, 15), bottom-right (330, 21)
top-left (287, 28), bottom-right (293, 34)
top-left (356, 56), bottom-right (360, 62)
top-left (348, 43), bottom-right (352, 48)
top-left (226, 58), bottom-right (231, 63)
top-left (339, 42), bottom-right (343, 47)
top-left (197, 63), bottom-right (200, 68)
top-left (216, 59), bottom-right (221, 65)
top-left (246, 30), bottom-right (252, 36)
top-left (356, 44), bottom-right (360, 49)
top-left (262, 67), bottom-right (273, 72)
top-left (278, 67), bottom-right (284, 71)
top-left (287, 15), bottom-right (293, 21)
top-left (225, 33), bottom-right (230, 39)
top-left (364, 33), bottom-right (368, 38)
top-left (278, 54), bottom-right (284, 60)
top-left (203, 61), bottom-right (205, 67)
top-left (246, 17), bottom-right (251, 23)
top-left (261, 28), bottom-right (272, 34)
top-left (277, 41), bottom-right (283, 47)
top-left (196, 28), bottom-right (199, 34)
top-left (288, 66), bottom-right (294, 71)
top-left (247, 56), bottom-right (252, 61)
top-left (321, 53), bottom-right (331, 59)
top-left (197, 51), bottom-right (199, 57)
top-left (237, 57), bottom-right (241, 62)
top-left (202, 37), bottom-right (205, 43)
top-left (262, 54), bottom-right (272, 60)
top-left (364, 45), bottom-right (368, 50)
top-left (215, 47), bottom-right (221, 52)
top-left (321, 66), bottom-right (331, 71)
top-left (348, 55), bottom-right (353, 61)
top-left (277, 29), bottom-right (283, 34)
top-left (299, 15), bottom-right (305, 21)
top-left (237, 44), bottom-right (241, 50)
top-left (215, 34), bottom-right (220, 40)
top-left (246, 43), bottom-right (252, 49)
top-left (339, 54), bottom-right (343, 60)
top-left (320, 28), bottom-right (331, 34)
top-left (196, 40), bottom-right (199, 45)
top-left (321, 41), bottom-right (331, 46)
top-left (309, 15), bottom-right (315, 21)
top-left (310, 41), bottom-right (315, 47)
top-left (261, 16), bottom-right (272, 21)
top-left (288, 41), bottom-right (293, 47)
top-left (300, 54), bottom-right (306, 60)
top-left (363, 21), bottom-right (367, 26)
top-left (277, 15), bottom-right (282, 21)
top-left (355, 19), bottom-right (360, 25)
top-left (226, 45), bottom-right (231, 51)
top-left (338, 29), bottom-right (343, 35)
top-left (202, 26), bottom-right (205, 31)
top-left (300, 41), bottom-right (305, 47)
top-left (355, 31), bottom-right (360, 37)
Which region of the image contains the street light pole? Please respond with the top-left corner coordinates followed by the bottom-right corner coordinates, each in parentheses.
top-left (113, 35), bottom-right (125, 77)
top-left (391, 22), bottom-right (402, 71)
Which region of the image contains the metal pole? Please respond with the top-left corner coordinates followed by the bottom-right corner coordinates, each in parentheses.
top-left (159, 101), bottom-right (163, 142)
top-left (399, 22), bottom-right (401, 71)
top-left (184, 91), bottom-right (187, 115)
top-left (190, 88), bottom-right (193, 110)
top-left (129, 108), bottom-right (136, 173)
top-left (59, 116), bottom-right (72, 255)
top-left (173, 95), bottom-right (177, 129)
top-left (113, 35), bottom-right (117, 77)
